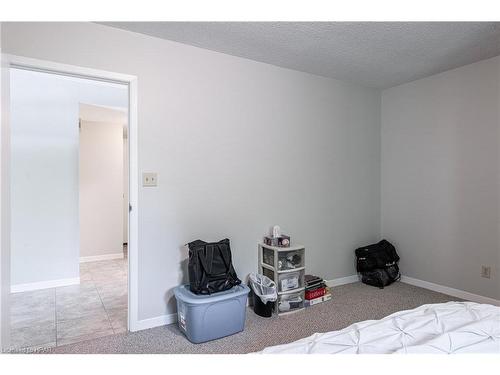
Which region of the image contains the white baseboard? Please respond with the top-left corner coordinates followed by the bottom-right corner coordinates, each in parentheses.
top-left (401, 276), bottom-right (500, 306)
top-left (11, 277), bottom-right (80, 293)
top-left (128, 274), bottom-right (499, 334)
top-left (132, 313), bottom-right (177, 332)
top-left (80, 253), bottom-right (124, 263)
top-left (325, 274), bottom-right (360, 287)
top-left (324, 274), bottom-right (500, 306)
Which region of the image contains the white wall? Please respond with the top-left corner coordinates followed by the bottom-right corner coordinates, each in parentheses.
top-left (80, 118), bottom-right (124, 259)
top-left (9, 68), bottom-right (127, 288)
top-left (0, 21), bottom-right (12, 348)
top-left (381, 56), bottom-right (500, 300)
top-left (2, 23), bottom-right (381, 322)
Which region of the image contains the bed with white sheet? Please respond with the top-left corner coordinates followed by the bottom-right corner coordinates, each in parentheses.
top-left (259, 302), bottom-right (500, 354)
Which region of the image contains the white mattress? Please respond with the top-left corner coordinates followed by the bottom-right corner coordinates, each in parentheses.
top-left (259, 301), bottom-right (500, 354)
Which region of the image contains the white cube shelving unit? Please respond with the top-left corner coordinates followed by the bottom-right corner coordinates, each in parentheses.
top-left (258, 243), bottom-right (305, 315)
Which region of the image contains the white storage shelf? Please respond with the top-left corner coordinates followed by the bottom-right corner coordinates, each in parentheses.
top-left (258, 242), bottom-right (305, 316)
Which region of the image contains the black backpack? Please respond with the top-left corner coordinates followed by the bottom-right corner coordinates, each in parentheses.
top-left (187, 238), bottom-right (241, 294)
top-left (355, 239), bottom-right (401, 289)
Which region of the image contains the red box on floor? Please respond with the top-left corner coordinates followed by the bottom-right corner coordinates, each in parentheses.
top-left (305, 287), bottom-right (326, 300)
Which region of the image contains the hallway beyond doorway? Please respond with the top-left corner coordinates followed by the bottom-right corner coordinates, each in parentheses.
top-left (10, 247), bottom-right (128, 350)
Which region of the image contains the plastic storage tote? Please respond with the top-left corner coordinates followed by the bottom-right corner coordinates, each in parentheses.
top-left (173, 284), bottom-right (250, 344)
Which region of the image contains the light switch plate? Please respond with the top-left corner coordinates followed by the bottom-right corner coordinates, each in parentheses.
top-left (142, 172), bottom-right (158, 187)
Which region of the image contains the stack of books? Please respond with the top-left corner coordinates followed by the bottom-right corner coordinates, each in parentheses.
top-left (304, 274), bottom-right (331, 307)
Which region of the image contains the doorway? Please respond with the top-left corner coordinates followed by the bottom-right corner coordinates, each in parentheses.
top-left (78, 103), bottom-right (129, 338)
top-left (1, 56), bottom-right (138, 351)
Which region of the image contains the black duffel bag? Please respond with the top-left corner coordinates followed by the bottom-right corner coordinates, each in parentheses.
top-left (355, 239), bottom-right (400, 288)
top-left (187, 238), bottom-right (241, 295)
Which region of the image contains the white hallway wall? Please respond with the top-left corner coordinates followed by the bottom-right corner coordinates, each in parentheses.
top-left (381, 56), bottom-right (500, 300)
top-left (1, 22), bottom-right (381, 322)
top-left (79, 118), bottom-right (124, 260)
top-left (9, 68), bottom-right (127, 288)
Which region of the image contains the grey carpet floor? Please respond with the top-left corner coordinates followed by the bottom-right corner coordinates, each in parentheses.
top-left (47, 282), bottom-right (462, 354)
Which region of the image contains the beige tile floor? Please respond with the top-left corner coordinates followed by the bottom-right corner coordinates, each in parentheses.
top-left (9, 250), bottom-right (128, 351)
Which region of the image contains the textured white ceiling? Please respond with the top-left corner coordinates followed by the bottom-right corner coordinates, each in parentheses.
top-left (100, 22), bottom-right (500, 88)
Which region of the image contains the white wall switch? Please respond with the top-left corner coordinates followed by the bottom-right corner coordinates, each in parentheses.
top-left (142, 172), bottom-right (158, 187)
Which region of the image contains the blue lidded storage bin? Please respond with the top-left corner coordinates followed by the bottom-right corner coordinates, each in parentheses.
top-left (173, 284), bottom-right (250, 344)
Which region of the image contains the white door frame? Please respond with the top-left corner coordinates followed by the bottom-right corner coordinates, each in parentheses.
top-left (0, 54), bottom-right (141, 348)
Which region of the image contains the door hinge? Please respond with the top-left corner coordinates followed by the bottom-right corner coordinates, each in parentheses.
top-left (129, 204), bottom-right (132, 212)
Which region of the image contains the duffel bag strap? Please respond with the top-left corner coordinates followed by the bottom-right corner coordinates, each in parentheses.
top-left (218, 243), bottom-right (241, 286)
top-left (197, 247), bottom-right (212, 276)
top-left (198, 243), bottom-right (228, 277)
top-left (205, 244), bottom-right (215, 275)
top-left (217, 243), bottom-right (231, 272)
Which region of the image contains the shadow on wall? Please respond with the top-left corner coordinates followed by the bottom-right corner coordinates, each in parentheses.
top-left (164, 245), bottom-right (190, 313)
